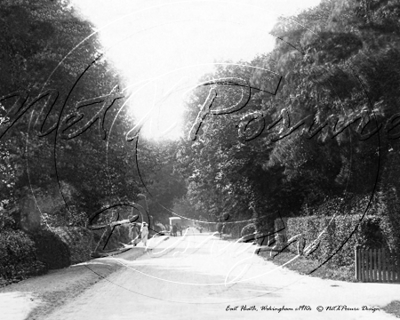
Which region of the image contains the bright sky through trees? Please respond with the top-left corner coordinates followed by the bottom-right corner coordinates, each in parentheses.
top-left (72, 0), bottom-right (321, 140)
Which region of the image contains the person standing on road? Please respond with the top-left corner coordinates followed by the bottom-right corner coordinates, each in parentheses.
top-left (140, 222), bottom-right (149, 251)
top-left (172, 224), bottom-right (177, 237)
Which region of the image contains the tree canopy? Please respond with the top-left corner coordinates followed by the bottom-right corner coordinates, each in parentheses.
top-left (175, 0), bottom-right (400, 236)
top-left (1, 0), bottom-right (399, 263)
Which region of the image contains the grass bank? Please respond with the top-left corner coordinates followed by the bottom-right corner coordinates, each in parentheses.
top-left (260, 250), bottom-right (355, 282)
top-left (260, 250), bottom-right (400, 318)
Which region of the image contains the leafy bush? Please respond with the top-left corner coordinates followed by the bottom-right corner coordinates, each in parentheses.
top-left (0, 208), bottom-right (17, 230)
top-left (0, 230), bottom-right (45, 280)
top-left (0, 224), bottom-right (96, 283)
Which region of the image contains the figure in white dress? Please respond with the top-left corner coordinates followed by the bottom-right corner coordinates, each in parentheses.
top-left (140, 222), bottom-right (149, 251)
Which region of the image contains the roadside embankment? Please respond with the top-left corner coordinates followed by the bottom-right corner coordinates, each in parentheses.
top-left (0, 247), bottom-right (146, 320)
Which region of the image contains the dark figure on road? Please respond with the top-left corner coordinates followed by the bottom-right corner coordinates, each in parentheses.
top-left (217, 223), bottom-right (224, 238)
top-left (172, 224), bottom-right (177, 237)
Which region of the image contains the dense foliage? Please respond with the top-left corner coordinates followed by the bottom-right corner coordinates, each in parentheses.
top-left (175, 0), bottom-right (400, 261)
top-left (1, 0), bottom-right (400, 281)
top-left (282, 214), bottom-right (394, 269)
top-left (0, 228), bottom-right (45, 280)
top-left (0, 0), bottom-right (186, 281)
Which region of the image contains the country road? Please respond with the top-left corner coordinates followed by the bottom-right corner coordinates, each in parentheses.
top-left (32, 228), bottom-right (399, 320)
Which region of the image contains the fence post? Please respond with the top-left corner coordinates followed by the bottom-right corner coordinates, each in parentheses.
top-left (389, 253), bottom-right (393, 283)
top-left (372, 249), bottom-right (376, 281)
top-left (378, 248), bottom-right (382, 282)
top-left (370, 249), bottom-right (375, 281)
top-left (361, 247), bottom-right (365, 282)
top-left (373, 249), bottom-right (377, 282)
top-left (355, 245), bottom-right (360, 281)
top-left (398, 257), bottom-right (400, 283)
top-left (366, 249), bottom-right (372, 282)
top-left (382, 250), bottom-right (387, 283)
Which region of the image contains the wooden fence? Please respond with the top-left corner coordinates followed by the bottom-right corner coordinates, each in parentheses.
top-left (355, 247), bottom-right (400, 283)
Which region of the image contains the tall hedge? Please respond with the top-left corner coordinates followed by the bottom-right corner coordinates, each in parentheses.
top-left (277, 215), bottom-right (390, 268)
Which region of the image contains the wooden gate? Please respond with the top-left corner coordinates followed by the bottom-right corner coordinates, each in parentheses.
top-left (355, 247), bottom-right (400, 283)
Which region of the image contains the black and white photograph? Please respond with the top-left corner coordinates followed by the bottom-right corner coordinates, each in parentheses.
top-left (1, 0), bottom-right (400, 319)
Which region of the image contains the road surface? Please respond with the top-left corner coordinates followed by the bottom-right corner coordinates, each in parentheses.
top-left (42, 228), bottom-right (399, 319)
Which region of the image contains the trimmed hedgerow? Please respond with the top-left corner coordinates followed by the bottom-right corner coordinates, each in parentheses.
top-left (375, 188), bottom-right (400, 264)
top-left (279, 214), bottom-right (388, 268)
